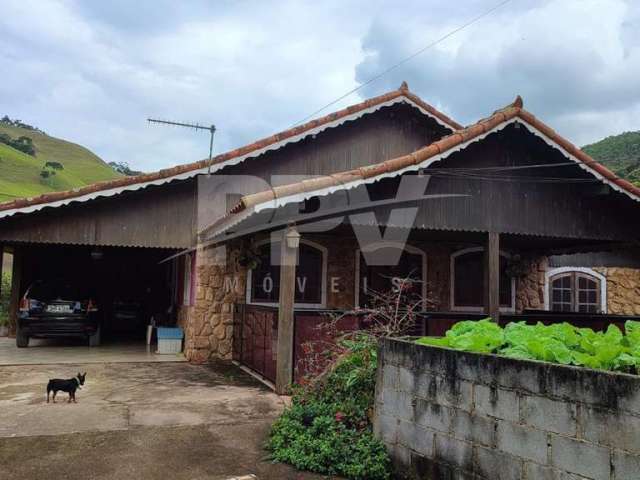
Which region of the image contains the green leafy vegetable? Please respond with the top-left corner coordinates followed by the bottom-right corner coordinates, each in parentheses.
top-left (417, 320), bottom-right (640, 373)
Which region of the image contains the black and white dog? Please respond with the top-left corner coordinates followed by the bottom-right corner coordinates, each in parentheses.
top-left (46, 372), bottom-right (86, 403)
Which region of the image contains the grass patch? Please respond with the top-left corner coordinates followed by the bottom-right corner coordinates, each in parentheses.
top-left (0, 125), bottom-right (121, 202)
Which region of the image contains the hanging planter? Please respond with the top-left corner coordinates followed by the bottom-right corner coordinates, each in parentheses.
top-left (237, 245), bottom-right (262, 270)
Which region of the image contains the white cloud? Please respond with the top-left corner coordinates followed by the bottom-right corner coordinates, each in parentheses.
top-left (1, 0), bottom-right (639, 172)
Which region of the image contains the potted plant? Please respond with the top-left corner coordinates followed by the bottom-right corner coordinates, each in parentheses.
top-left (237, 245), bottom-right (262, 270)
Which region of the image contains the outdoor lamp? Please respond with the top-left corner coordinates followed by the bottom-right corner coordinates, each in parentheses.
top-left (286, 228), bottom-right (301, 249)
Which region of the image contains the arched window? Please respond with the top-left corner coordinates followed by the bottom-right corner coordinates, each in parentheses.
top-left (355, 243), bottom-right (427, 308)
top-left (545, 268), bottom-right (606, 313)
top-left (450, 248), bottom-right (515, 311)
top-left (246, 239), bottom-right (327, 307)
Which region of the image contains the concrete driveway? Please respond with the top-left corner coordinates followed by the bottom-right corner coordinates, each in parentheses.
top-left (0, 361), bottom-right (327, 480)
top-left (0, 337), bottom-right (187, 365)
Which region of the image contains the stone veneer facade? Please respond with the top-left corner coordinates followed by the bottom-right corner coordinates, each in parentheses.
top-left (179, 242), bottom-right (247, 363)
top-left (178, 235), bottom-right (640, 363)
top-left (515, 256), bottom-right (548, 312)
top-left (595, 267), bottom-right (640, 315)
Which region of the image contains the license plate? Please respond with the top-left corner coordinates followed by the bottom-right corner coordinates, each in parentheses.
top-left (46, 304), bottom-right (72, 313)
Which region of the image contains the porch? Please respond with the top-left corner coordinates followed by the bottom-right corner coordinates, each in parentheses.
top-left (189, 116), bottom-right (640, 393)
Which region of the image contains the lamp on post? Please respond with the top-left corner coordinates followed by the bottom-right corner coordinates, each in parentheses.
top-left (285, 227), bottom-right (300, 249)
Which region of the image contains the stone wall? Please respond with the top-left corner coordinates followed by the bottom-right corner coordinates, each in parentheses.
top-left (182, 243), bottom-right (246, 363)
top-left (515, 256), bottom-right (547, 312)
top-left (595, 267), bottom-right (640, 316)
top-left (374, 338), bottom-right (640, 480)
top-left (179, 237), bottom-right (550, 362)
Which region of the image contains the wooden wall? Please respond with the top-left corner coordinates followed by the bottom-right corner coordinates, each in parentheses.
top-left (0, 179), bottom-right (196, 248)
top-left (196, 103), bottom-right (450, 231)
top-left (233, 123), bottom-right (640, 243)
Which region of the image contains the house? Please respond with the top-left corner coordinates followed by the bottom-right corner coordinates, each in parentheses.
top-left (1, 82), bottom-right (640, 393)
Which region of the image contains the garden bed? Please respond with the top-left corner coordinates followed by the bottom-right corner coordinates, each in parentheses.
top-left (373, 334), bottom-right (640, 480)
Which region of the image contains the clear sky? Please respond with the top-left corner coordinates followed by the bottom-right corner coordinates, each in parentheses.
top-left (2, 0), bottom-right (639, 172)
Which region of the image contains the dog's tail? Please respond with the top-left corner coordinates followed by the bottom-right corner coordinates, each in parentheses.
top-left (46, 380), bottom-right (53, 392)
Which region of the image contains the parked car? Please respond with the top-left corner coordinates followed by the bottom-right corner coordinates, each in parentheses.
top-left (109, 298), bottom-right (146, 339)
top-left (17, 279), bottom-right (100, 348)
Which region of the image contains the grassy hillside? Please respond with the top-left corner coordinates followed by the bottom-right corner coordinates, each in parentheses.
top-left (582, 131), bottom-right (640, 185)
top-left (0, 124), bottom-right (121, 203)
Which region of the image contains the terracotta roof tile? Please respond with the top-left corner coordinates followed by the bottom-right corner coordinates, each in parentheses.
top-left (379, 155), bottom-right (410, 172)
top-left (300, 176), bottom-right (337, 192)
top-left (360, 162), bottom-right (391, 179)
top-left (221, 95), bottom-right (640, 223)
top-left (330, 170), bottom-right (362, 186)
top-left (0, 83), bottom-right (460, 216)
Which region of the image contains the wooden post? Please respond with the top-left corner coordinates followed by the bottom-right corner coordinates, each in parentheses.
top-left (275, 226), bottom-right (299, 394)
top-left (0, 244), bottom-right (3, 301)
top-left (484, 232), bottom-right (500, 323)
top-left (8, 246), bottom-right (22, 336)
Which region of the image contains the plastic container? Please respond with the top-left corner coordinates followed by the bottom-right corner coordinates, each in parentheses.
top-left (156, 327), bottom-right (184, 354)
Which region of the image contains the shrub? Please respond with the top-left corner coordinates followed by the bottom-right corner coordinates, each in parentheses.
top-left (417, 319), bottom-right (640, 373)
top-left (267, 334), bottom-right (391, 480)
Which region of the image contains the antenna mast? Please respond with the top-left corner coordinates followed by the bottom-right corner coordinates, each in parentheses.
top-left (147, 118), bottom-right (217, 173)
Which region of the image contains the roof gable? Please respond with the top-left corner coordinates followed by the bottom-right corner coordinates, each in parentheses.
top-left (0, 83), bottom-right (460, 219)
top-left (206, 96), bottom-right (640, 238)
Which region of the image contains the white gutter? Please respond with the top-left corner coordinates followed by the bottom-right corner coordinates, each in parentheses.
top-left (0, 96), bottom-right (456, 220)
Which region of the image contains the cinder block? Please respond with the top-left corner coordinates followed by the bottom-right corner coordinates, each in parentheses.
top-left (398, 366), bottom-right (415, 393)
top-left (397, 419), bottom-right (435, 457)
top-left (415, 373), bottom-right (474, 412)
top-left (612, 449), bottom-right (640, 480)
top-left (373, 413), bottom-right (398, 446)
top-left (382, 364), bottom-right (399, 391)
top-left (389, 442), bottom-right (412, 469)
top-left (582, 406), bottom-right (640, 454)
top-left (434, 434), bottom-right (474, 472)
top-left (550, 435), bottom-right (610, 480)
top-left (411, 453), bottom-right (475, 480)
top-left (521, 395), bottom-right (577, 436)
top-left (475, 384), bottom-right (520, 422)
top-left (415, 398), bottom-right (455, 433)
top-left (524, 462), bottom-right (590, 480)
top-left (381, 389), bottom-right (414, 421)
top-left (451, 410), bottom-right (496, 447)
top-left (475, 446), bottom-right (524, 480)
top-left (495, 421), bottom-right (548, 464)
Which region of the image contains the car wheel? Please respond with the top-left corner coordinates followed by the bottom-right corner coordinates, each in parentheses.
top-left (16, 328), bottom-right (29, 348)
top-left (88, 327), bottom-right (101, 347)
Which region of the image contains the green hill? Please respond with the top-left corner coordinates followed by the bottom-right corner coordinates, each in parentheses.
top-left (582, 131), bottom-right (640, 185)
top-left (0, 123), bottom-right (121, 203)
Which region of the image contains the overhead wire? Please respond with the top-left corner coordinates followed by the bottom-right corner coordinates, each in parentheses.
top-left (290, 0), bottom-right (515, 127)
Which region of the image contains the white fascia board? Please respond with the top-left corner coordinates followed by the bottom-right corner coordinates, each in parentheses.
top-left (222, 116), bottom-right (640, 236)
top-left (0, 95), bottom-right (454, 220)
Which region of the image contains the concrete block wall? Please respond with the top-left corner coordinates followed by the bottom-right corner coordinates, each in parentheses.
top-left (373, 338), bottom-right (640, 480)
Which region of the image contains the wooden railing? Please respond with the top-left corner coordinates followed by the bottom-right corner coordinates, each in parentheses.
top-left (234, 304), bottom-right (640, 386)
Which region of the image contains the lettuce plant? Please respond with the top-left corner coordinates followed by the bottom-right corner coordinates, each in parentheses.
top-left (417, 319), bottom-right (640, 373)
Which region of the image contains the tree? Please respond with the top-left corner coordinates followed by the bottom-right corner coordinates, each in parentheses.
top-left (108, 161), bottom-right (142, 176)
top-left (45, 161), bottom-right (64, 170)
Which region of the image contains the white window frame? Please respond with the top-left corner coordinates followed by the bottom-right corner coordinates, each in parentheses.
top-left (354, 242), bottom-right (428, 310)
top-left (245, 238), bottom-right (328, 309)
top-left (450, 247), bottom-right (516, 313)
top-left (544, 267), bottom-right (607, 313)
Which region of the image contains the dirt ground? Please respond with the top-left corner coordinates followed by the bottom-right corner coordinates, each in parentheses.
top-left (0, 361), bottom-right (330, 480)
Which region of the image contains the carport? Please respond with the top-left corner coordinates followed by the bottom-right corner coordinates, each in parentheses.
top-left (0, 178), bottom-right (197, 358)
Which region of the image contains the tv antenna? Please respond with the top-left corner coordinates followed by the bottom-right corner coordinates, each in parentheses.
top-left (147, 118), bottom-right (217, 173)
